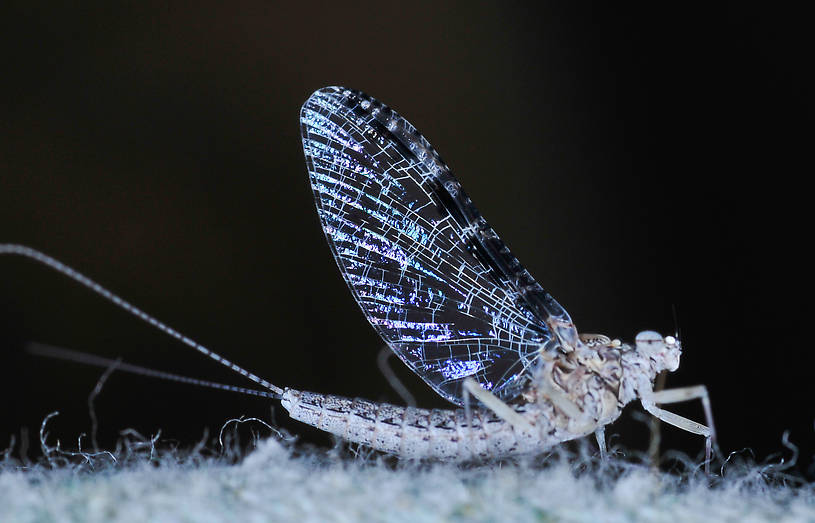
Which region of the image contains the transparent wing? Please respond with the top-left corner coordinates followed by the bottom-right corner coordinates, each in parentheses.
top-left (300, 87), bottom-right (574, 405)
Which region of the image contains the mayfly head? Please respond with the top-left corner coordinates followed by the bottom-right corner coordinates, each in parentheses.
top-left (634, 330), bottom-right (681, 374)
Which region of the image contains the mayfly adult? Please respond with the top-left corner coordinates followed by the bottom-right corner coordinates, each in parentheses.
top-left (1, 86), bottom-right (716, 470)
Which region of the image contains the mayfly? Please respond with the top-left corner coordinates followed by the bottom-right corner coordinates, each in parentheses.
top-left (1, 87), bottom-right (715, 468)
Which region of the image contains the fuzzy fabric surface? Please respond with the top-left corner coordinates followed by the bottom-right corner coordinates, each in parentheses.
top-left (1, 418), bottom-right (813, 523)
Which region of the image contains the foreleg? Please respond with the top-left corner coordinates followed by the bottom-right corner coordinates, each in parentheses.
top-left (640, 385), bottom-right (714, 473)
top-left (650, 385), bottom-right (717, 446)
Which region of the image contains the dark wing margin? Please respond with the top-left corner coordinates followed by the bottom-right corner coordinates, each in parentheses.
top-left (300, 86), bottom-right (574, 405)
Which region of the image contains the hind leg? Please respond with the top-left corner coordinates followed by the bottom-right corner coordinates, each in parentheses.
top-left (462, 378), bottom-right (532, 431)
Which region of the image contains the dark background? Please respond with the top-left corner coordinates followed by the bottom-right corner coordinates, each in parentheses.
top-left (1, 2), bottom-right (812, 472)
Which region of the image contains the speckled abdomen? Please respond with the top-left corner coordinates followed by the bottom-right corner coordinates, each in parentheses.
top-left (280, 389), bottom-right (580, 460)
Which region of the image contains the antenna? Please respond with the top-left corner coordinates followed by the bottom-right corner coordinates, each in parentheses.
top-left (1, 244), bottom-right (284, 395)
top-left (671, 303), bottom-right (682, 341)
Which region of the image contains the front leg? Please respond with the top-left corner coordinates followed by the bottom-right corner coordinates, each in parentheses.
top-left (640, 385), bottom-right (714, 473)
top-left (650, 385), bottom-right (717, 447)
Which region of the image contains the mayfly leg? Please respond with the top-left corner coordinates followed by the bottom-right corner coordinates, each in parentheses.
top-left (594, 427), bottom-right (607, 460)
top-left (650, 385), bottom-right (717, 443)
top-left (651, 384), bottom-right (718, 468)
top-left (376, 345), bottom-right (416, 408)
top-left (647, 370), bottom-right (668, 467)
top-left (462, 378), bottom-right (532, 432)
top-left (640, 384), bottom-right (716, 473)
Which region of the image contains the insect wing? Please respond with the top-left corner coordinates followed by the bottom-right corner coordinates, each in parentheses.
top-left (300, 87), bottom-right (572, 405)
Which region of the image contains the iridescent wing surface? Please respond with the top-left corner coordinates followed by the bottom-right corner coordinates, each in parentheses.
top-left (300, 87), bottom-right (574, 405)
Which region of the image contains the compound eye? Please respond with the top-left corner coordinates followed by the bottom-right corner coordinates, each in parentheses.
top-left (635, 330), bottom-right (664, 350)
